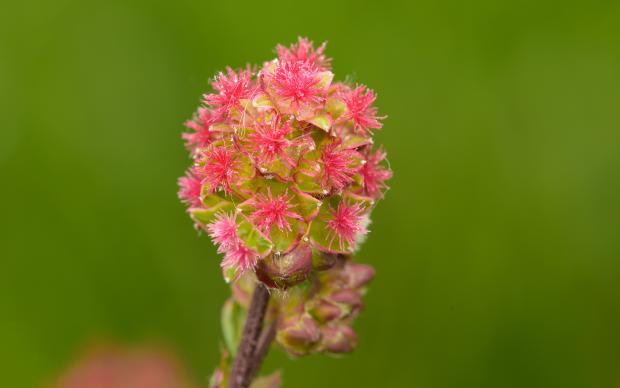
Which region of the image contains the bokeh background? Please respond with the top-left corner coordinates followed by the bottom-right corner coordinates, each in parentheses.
top-left (2, 0), bottom-right (619, 387)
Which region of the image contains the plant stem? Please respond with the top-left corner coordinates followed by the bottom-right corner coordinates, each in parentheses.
top-left (246, 321), bottom-right (276, 382)
top-left (228, 283), bottom-right (271, 388)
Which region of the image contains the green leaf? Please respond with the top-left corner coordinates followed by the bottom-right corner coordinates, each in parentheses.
top-left (221, 298), bottom-right (246, 357)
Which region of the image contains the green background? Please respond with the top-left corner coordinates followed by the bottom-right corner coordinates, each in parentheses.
top-left (2, 0), bottom-right (619, 387)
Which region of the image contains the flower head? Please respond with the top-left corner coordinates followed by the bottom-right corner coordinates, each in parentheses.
top-left (327, 203), bottom-right (367, 250)
top-left (207, 213), bottom-right (239, 251)
top-left (360, 148), bottom-right (392, 198)
top-left (203, 67), bottom-right (255, 115)
top-left (341, 85), bottom-right (383, 134)
top-left (247, 116), bottom-right (293, 165)
top-left (277, 37), bottom-right (331, 70)
top-left (183, 108), bottom-right (217, 151)
top-left (196, 146), bottom-right (238, 194)
top-left (320, 141), bottom-right (359, 191)
top-left (221, 244), bottom-right (258, 272)
top-left (177, 173), bottom-right (202, 207)
top-left (179, 38), bottom-right (390, 281)
top-left (208, 213), bottom-right (259, 272)
top-left (270, 59), bottom-right (323, 108)
top-left (250, 190), bottom-right (299, 234)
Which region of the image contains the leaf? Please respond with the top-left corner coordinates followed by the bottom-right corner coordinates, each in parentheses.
top-left (221, 298), bottom-right (246, 357)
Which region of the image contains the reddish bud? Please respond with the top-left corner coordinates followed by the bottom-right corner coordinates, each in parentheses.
top-left (308, 299), bottom-right (342, 323)
top-left (276, 315), bottom-right (322, 356)
top-left (256, 243), bottom-right (313, 289)
top-left (321, 325), bottom-right (358, 354)
top-left (345, 262), bottom-right (375, 289)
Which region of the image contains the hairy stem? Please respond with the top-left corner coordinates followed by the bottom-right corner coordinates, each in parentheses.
top-left (246, 321), bottom-right (276, 382)
top-left (229, 283), bottom-right (271, 388)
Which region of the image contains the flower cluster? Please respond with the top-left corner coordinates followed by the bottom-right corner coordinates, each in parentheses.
top-left (178, 37), bottom-right (391, 285)
top-left (179, 39), bottom-right (391, 373)
top-left (275, 257), bottom-right (375, 355)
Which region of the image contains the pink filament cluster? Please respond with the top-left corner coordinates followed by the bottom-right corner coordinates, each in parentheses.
top-left (178, 38), bottom-right (391, 276)
top-left (207, 213), bottom-right (258, 272)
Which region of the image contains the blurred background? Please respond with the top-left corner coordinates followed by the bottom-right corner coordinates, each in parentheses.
top-left (1, 0), bottom-right (619, 387)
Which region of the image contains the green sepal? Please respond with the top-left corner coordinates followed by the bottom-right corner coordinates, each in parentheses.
top-left (236, 216), bottom-right (273, 256)
top-left (307, 112), bottom-right (332, 132)
top-left (270, 219), bottom-right (302, 254)
top-left (326, 97), bottom-right (346, 119)
top-left (292, 188), bottom-right (322, 221)
top-left (190, 201), bottom-right (235, 226)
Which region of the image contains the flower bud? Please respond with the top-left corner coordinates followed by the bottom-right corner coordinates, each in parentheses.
top-left (344, 262), bottom-right (375, 289)
top-left (329, 289), bottom-right (363, 310)
top-left (320, 324), bottom-right (358, 354)
top-left (276, 314), bottom-right (321, 356)
top-left (308, 299), bottom-right (342, 323)
top-left (312, 252), bottom-right (339, 272)
top-left (256, 243), bottom-right (313, 289)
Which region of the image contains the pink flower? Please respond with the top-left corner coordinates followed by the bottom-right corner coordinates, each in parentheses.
top-left (203, 67), bottom-right (255, 114)
top-left (327, 203), bottom-right (367, 250)
top-left (277, 37), bottom-right (331, 70)
top-left (360, 148), bottom-right (392, 198)
top-left (177, 174), bottom-right (202, 207)
top-left (270, 59), bottom-right (323, 108)
top-left (250, 189), bottom-right (299, 234)
top-left (341, 85), bottom-right (383, 134)
top-left (196, 146), bottom-right (238, 194)
top-left (183, 108), bottom-right (217, 150)
top-left (221, 243), bottom-right (258, 272)
top-left (320, 141), bottom-right (359, 191)
top-left (207, 213), bottom-right (239, 252)
top-left (247, 115), bottom-right (294, 166)
top-left (208, 213), bottom-right (259, 272)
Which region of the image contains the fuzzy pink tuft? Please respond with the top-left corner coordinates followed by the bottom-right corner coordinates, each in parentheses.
top-left (320, 141), bottom-right (359, 191)
top-left (247, 116), bottom-right (293, 166)
top-left (270, 59), bottom-right (323, 108)
top-left (203, 67), bottom-right (255, 115)
top-left (196, 146), bottom-right (238, 194)
top-left (177, 174), bottom-right (202, 207)
top-left (207, 213), bottom-right (239, 252)
top-left (341, 85), bottom-right (383, 133)
top-left (327, 203), bottom-right (367, 250)
top-left (221, 244), bottom-right (258, 272)
top-left (250, 190), bottom-right (299, 234)
top-left (208, 213), bottom-right (259, 272)
top-left (360, 148), bottom-right (392, 198)
top-left (183, 108), bottom-right (217, 150)
top-left (277, 37), bottom-right (331, 70)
